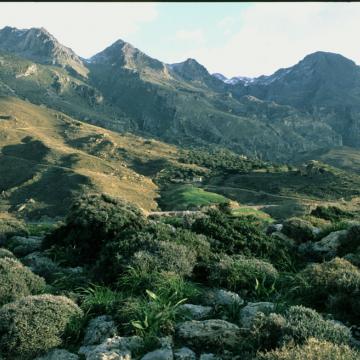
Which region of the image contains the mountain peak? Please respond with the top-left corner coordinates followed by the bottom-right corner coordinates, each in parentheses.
top-left (169, 58), bottom-right (211, 81)
top-left (90, 38), bottom-right (164, 73)
top-left (0, 26), bottom-right (88, 77)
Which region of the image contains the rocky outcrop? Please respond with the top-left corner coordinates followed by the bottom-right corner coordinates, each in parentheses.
top-left (141, 348), bottom-right (173, 360)
top-left (83, 316), bottom-right (118, 346)
top-left (299, 230), bottom-right (348, 260)
top-left (174, 347), bottom-right (196, 360)
top-left (79, 336), bottom-right (143, 360)
top-left (239, 302), bottom-right (275, 329)
top-left (36, 349), bottom-right (79, 360)
top-left (204, 289), bottom-right (244, 307)
top-left (176, 319), bottom-right (241, 351)
top-left (179, 304), bottom-right (213, 320)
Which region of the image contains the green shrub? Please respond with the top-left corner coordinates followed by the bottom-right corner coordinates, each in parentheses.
top-left (131, 241), bottom-right (197, 277)
top-left (192, 209), bottom-right (295, 269)
top-left (311, 206), bottom-right (354, 222)
top-left (256, 338), bottom-right (360, 360)
top-left (118, 266), bottom-right (201, 301)
top-left (0, 258), bottom-right (45, 306)
top-left (0, 294), bottom-right (83, 359)
top-left (79, 284), bottom-right (122, 316)
top-left (281, 305), bottom-right (351, 346)
top-left (209, 255), bottom-right (278, 295)
top-left (0, 218), bottom-right (28, 242)
top-left (43, 193), bottom-right (146, 265)
top-left (292, 258), bottom-right (360, 317)
top-left (0, 248), bottom-right (15, 259)
top-left (248, 305), bottom-right (351, 353)
top-left (95, 223), bottom-right (208, 283)
top-left (282, 218), bottom-right (316, 243)
top-left (119, 289), bottom-right (187, 344)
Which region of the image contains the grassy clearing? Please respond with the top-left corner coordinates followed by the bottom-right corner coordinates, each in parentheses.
top-left (159, 184), bottom-right (229, 210)
top-left (232, 206), bottom-right (273, 222)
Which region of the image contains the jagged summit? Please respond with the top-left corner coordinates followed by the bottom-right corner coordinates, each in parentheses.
top-left (0, 26), bottom-right (88, 77)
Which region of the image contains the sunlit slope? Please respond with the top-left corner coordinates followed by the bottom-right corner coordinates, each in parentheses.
top-left (0, 97), bottom-right (178, 218)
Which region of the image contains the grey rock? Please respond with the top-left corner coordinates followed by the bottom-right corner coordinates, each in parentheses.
top-left (141, 348), bottom-right (173, 360)
top-left (179, 304), bottom-right (212, 320)
top-left (176, 319), bottom-right (241, 350)
top-left (199, 354), bottom-right (221, 360)
top-left (79, 336), bottom-right (143, 360)
top-left (159, 336), bottom-right (173, 349)
top-left (311, 230), bottom-right (347, 258)
top-left (204, 289), bottom-right (243, 307)
top-left (266, 223), bottom-right (283, 235)
top-left (83, 315), bottom-right (117, 346)
top-left (240, 302), bottom-right (275, 329)
top-left (174, 347), bottom-right (196, 360)
top-left (36, 349), bottom-right (79, 360)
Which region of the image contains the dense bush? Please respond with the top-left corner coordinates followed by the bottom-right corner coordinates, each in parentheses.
top-left (249, 305), bottom-right (351, 353)
top-left (291, 258), bottom-right (360, 320)
top-left (209, 255), bottom-right (278, 295)
top-left (0, 294), bottom-right (83, 359)
top-left (192, 209), bottom-right (295, 269)
top-left (118, 266), bottom-right (201, 301)
top-left (280, 305), bottom-right (351, 346)
top-left (0, 218), bottom-right (28, 242)
top-left (95, 223), bottom-right (208, 283)
top-left (311, 205), bottom-right (354, 222)
top-left (0, 258), bottom-right (45, 305)
top-left (282, 218), bottom-right (316, 243)
top-left (131, 241), bottom-right (197, 277)
top-left (43, 193), bottom-right (146, 264)
top-left (0, 248), bottom-right (15, 259)
top-left (256, 338), bottom-right (360, 360)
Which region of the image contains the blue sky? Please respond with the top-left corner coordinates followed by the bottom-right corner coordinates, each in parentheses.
top-left (130, 3), bottom-right (250, 64)
top-left (0, 2), bottom-right (359, 77)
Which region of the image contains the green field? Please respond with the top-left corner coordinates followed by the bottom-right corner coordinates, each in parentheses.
top-left (159, 184), bottom-right (229, 210)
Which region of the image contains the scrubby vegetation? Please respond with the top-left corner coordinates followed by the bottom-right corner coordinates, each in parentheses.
top-left (0, 294), bottom-right (82, 359)
top-left (0, 257), bottom-right (45, 305)
top-left (0, 192), bottom-right (359, 359)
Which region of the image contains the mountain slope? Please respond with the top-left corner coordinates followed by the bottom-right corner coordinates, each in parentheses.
top-left (0, 26), bottom-right (88, 77)
top-left (0, 26), bottom-right (359, 161)
top-left (0, 96), bottom-right (179, 218)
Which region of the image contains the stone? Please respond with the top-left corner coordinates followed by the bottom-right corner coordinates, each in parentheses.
top-left (174, 347), bottom-right (196, 360)
top-left (311, 230), bottom-right (347, 258)
top-left (179, 304), bottom-right (213, 320)
top-left (79, 336), bottom-right (143, 360)
top-left (159, 336), bottom-right (173, 349)
top-left (204, 289), bottom-right (243, 307)
top-left (240, 302), bottom-right (275, 329)
top-left (266, 223), bottom-right (283, 235)
top-left (176, 319), bottom-right (241, 350)
top-left (199, 354), bottom-right (221, 360)
top-left (83, 315), bottom-right (118, 346)
top-left (141, 348), bottom-right (173, 360)
top-left (36, 349), bottom-right (79, 360)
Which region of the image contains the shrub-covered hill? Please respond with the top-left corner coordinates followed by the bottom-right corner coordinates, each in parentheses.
top-left (0, 193), bottom-right (360, 359)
